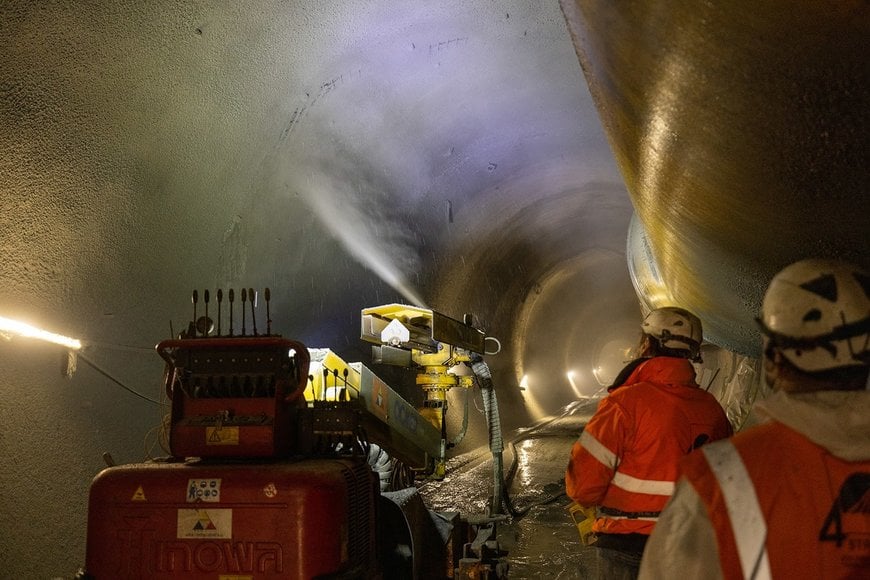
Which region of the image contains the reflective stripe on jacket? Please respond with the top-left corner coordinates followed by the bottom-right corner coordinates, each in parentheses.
top-left (566, 357), bottom-right (733, 535)
top-left (682, 421), bottom-right (870, 579)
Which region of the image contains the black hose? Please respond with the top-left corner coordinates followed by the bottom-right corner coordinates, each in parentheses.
top-left (499, 398), bottom-right (603, 519)
top-left (501, 430), bottom-right (567, 519)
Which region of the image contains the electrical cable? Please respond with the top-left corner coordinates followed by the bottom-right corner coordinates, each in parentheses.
top-left (77, 351), bottom-right (164, 406)
top-left (80, 340), bottom-right (154, 353)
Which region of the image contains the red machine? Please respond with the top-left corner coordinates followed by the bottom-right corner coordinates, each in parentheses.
top-left (85, 459), bottom-right (378, 578)
top-left (160, 335), bottom-right (309, 458)
top-left (77, 288), bottom-right (508, 579)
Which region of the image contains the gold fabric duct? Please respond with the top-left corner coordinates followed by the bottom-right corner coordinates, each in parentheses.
top-left (561, 0), bottom-right (870, 354)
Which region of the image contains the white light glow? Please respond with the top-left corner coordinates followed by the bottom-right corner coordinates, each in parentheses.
top-left (517, 373), bottom-right (547, 420)
top-left (0, 316), bottom-right (82, 350)
top-left (592, 366), bottom-right (603, 384)
top-left (565, 369), bottom-right (585, 398)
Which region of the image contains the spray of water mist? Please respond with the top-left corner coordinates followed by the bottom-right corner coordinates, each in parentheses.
top-left (300, 172), bottom-right (427, 307)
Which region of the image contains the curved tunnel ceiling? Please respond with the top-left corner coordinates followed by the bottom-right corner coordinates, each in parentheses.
top-left (562, 0), bottom-right (870, 355)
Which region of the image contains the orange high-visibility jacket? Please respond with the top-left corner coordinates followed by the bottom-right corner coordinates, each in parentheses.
top-left (566, 357), bottom-right (733, 536)
top-left (681, 420), bottom-right (870, 580)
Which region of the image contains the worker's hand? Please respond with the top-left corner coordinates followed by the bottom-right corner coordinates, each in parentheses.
top-left (568, 501), bottom-right (598, 546)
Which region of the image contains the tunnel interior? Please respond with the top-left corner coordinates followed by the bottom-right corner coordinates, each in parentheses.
top-left (2, 1), bottom-right (867, 577)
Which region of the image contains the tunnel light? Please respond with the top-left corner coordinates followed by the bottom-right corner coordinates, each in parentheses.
top-left (566, 370), bottom-right (585, 398)
top-left (519, 374), bottom-right (530, 391)
top-left (517, 373), bottom-right (548, 421)
top-left (591, 366), bottom-right (603, 383)
top-left (0, 316), bottom-right (82, 350)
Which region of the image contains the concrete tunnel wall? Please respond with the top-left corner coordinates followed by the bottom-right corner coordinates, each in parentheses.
top-left (2, 3), bottom-right (636, 575)
top-left (1, 1), bottom-right (865, 577)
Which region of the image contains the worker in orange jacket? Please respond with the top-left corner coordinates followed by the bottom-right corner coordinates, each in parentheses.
top-left (566, 306), bottom-right (733, 579)
top-left (639, 258), bottom-right (870, 579)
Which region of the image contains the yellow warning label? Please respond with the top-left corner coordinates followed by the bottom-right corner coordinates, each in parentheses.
top-left (206, 426), bottom-right (239, 445)
top-left (131, 485), bottom-right (146, 501)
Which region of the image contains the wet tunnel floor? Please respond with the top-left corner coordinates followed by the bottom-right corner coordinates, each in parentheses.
top-left (417, 404), bottom-right (599, 578)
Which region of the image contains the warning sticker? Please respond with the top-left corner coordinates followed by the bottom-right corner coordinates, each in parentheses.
top-left (177, 508), bottom-right (232, 539)
top-left (372, 379), bottom-right (389, 421)
top-left (187, 478), bottom-right (222, 503)
top-left (131, 485), bottom-right (147, 501)
top-left (206, 426), bottom-right (239, 445)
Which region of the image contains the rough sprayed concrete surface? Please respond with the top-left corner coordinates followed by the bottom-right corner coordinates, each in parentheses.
top-left (0, 1), bottom-right (865, 577)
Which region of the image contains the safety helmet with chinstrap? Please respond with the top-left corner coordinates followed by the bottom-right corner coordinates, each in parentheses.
top-left (757, 258), bottom-right (870, 373)
top-left (641, 307), bottom-right (703, 361)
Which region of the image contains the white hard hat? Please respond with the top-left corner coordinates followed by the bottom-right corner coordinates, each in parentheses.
top-left (758, 259), bottom-right (870, 372)
top-left (641, 307), bottom-right (703, 361)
